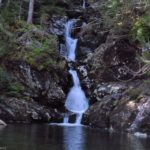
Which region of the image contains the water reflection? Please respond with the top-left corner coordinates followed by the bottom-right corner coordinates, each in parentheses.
top-left (0, 125), bottom-right (150, 150)
top-left (127, 133), bottom-right (146, 150)
top-left (63, 126), bottom-right (85, 150)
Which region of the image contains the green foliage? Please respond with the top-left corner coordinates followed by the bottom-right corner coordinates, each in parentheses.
top-left (10, 23), bottom-right (58, 70)
top-left (0, 0), bottom-right (21, 25)
top-left (141, 49), bottom-right (150, 60)
top-left (0, 67), bottom-right (11, 90)
top-left (39, 1), bottom-right (66, 26)
top-left (101, 0), bottom-right (150, 40)
top-left (0, 0), bottom-right (23, 59)
top-left (107, 0), bottom-right (121, 13)
top-left (127, 88), bottom-right (142, 100)
top-left (8, 82), bottom-right (25, 97)
top-left (131, 13), bottom-right (150, 44)
top-left (0, 66), bottom-right (25, 96)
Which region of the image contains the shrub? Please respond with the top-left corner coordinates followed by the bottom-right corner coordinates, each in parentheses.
top-left (8, 82), bottom-right (25, 97)
top-left (131, 12), bottom-right (150, 45)
top-left (0, 66), bottom-right (25, 96)
top-left (0, 67), bottom-right (11, 90)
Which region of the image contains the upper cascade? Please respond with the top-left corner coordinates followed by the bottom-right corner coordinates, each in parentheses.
top-left (65, 19), bottom-right (78, 62)
top-left (82, 0), bottom-right (86, 9)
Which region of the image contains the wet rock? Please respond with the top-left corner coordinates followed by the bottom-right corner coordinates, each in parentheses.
top-left (60, 43), bottom-right (67, 58)
top-left (83, 97), bottom-right (114, 128)
top-left (78, 65), bottom-right (88, 77)
top-left (110, 100), bottom-right (137, 131)
top-left (49, 15), bottom-right (68, 36)
top-left (83, 79), bottom-right (150, 133)
top-left (129, 97), bottom-right (150, 133)
top-left (93, 83), bottom-right (126, 101)
top-left (0, 97), bottom-right (62, 123)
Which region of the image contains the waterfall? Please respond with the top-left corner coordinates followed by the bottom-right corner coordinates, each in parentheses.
top-left (64, 19), bottom-right (89, 125)
top-left (63, 116), bottom-right (69, 124)
top-left (65, 20), bottom-right (78, 61)
top-left (65, 69), bottom-right (89, 114)
top-left (75, 114), bottom-right (83, 125)
top-left (69, 70), bottom-right (80, 87)
top-left (82, 0), bottom-right (86, 9)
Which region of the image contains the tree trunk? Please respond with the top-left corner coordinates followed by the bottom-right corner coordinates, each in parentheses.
top-left (27, 0), bottom-right (34, 23)
top-left (0, 0), bottom-right (2, 7)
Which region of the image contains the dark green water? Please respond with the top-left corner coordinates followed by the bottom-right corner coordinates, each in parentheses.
top-left (0, 124), bottom-right (150, 150)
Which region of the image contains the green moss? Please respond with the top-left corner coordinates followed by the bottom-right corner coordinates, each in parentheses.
top-left (0, 66), bottom-right (25, 97)
top-left (141, 50), bottom-right (150, 60)
top-left (8, 23), bottom-right (59, 70)
top-left (100, 0), bottom-right (150, 40)
top-left (131, 12), bottom-right (150, 45)
top-left (8, 82), bottom-right (25, 97)
top-left (39, 2), bottom-right (66, 26)
top-left (127, 88), bottom-right (142, 100)
top-left (0, 67), bottom-right (11, 90)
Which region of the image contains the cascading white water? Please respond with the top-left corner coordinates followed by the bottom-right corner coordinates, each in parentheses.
top-left (65, 20), bottom-right (78, 61)
top-left (63, 116), bottom-right (69, 124)
top-left (64, 20), bottom-right (89, 125)
top-left (69, 70), bottom-right (80, 87)
top-left (82, 0), bottom-right (86, 9)
top-left (65, 69), bottom-right (88, 114)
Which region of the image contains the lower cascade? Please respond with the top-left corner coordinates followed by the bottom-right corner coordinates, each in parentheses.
top-left (65, 70), bottom-right (89, 124)
top-left (63, 19), bottom-right (89, 125)
top-left (65, 70), bottom-right (88, 114)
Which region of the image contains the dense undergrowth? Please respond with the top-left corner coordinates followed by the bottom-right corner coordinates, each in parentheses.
top-left (96, 0), bottom-right (150, 76)
top-left (0, 0), bottom-right (66, 95)
top-left (99, 0), bottom-right (150, 45)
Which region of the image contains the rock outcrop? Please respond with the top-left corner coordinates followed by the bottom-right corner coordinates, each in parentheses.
top-left (0, 96), bottom-right (63, 123)
top-left (7, 61), bottom-right (68, 108)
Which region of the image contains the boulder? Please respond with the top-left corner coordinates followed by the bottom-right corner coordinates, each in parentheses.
top-left (87, 37), bottom-right (140, 82)
top-left (48, 15), bottom-right (68, 36)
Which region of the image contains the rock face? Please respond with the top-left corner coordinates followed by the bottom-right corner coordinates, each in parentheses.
top-left (0, 59), bottom-right (68, 123)
top-left (0, 97), bottom-right (62, 123)
top-left (80, 32), bottom-right (150, 132)
top-left (83, 80), bottom-right (150, 133)
top-left (49, 15), bottom-right (68, 36)
top-left (7, 61), bottom-right (68, 109)
top-left (87, 37), bottom-right (139, 82)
